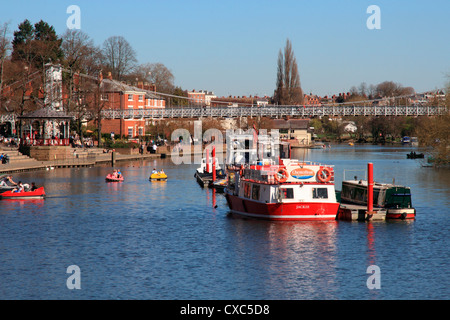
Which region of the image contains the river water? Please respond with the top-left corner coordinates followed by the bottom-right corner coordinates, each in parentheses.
top-left (0, 144), bottom-right (448, 300)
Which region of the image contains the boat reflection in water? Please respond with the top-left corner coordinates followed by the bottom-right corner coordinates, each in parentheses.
top-left (227, 217), bottom-right (339, 298)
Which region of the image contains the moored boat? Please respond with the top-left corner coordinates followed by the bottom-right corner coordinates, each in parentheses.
top-left (339, 178), bottom-right (415, 219)
top-left (194, 156), bottom-right (226, 187)
top-left (1, 187), bottom-right (45, 200)
top-left (225, 159), bottom-right (340, 221)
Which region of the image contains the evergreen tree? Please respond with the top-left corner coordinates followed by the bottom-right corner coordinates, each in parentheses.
top-left (274, 39), bottom-right (303, 105)
top-left (11, 19), bottom-right (63, 69)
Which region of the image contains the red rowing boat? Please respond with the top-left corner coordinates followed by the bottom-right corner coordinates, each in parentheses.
top-left (1, 187), bottom-right (45, 199)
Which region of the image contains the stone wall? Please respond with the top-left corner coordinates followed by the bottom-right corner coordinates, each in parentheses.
top-left (30, 146), bottom-right (71, 161)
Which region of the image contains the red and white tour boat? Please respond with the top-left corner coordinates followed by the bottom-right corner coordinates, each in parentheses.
top-left (225, 158), bottom-right (340, 221)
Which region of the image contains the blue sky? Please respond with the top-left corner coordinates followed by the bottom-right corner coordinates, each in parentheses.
top-left (1, 0), bottom-right (449, 97)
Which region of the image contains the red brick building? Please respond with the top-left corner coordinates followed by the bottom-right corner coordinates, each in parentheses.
top-left (98, 73), bottom-right (165, 138)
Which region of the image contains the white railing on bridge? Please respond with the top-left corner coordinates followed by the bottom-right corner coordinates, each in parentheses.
top-left (1, 105), bottom-right (446, 123)
top-left (99, 105), bottom-right (446, 119)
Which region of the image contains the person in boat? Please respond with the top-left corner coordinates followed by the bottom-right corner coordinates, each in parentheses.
top-left (13, 181), bottom-right (24, 193)
top-left (1, 175), bottom-right (17, 186)
top-left (159, 169), bottom-right (165, 174)
top-left (152, 168), bottom-right (157, 174)
top-left (30, 182), bottom-right (38, 191)
top-left (117, 169), bottom-right (122, 178)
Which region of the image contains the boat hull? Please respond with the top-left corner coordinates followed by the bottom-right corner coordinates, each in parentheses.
top-left (0, 186), bottom-right (15, 194)
top-left (105, 174), bottom-right (124, 182)
top-left (386, 208), bottom-right (416, 220)
top-left (225, 193), bottom-right (339, 221)
top-left (149, 173), bottom-right (167, 181)
top-left (0, 187), bottom-right (45, 199)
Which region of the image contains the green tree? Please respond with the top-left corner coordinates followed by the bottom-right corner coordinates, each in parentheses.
top-left (12, 19), bottom-right (63, 69)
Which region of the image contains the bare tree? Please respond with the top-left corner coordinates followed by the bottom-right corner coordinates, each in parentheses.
top-left (61, 29), bottom-right (101, 74)
top-left (0, 22), bottom-right (12, 112)
top-left (129, 62), bottom-right (175, 93)
top-left (274, 39), bottom-right (303, 105)
top-left (102, 36), bottom-right (137, 80)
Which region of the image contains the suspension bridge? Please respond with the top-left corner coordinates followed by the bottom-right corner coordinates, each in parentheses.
top-left (0, 64), bottom-right (447, 125)
top-left (99, 104), bottom-right (446, 119)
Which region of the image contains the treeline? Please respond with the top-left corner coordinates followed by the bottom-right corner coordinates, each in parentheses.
top-left (0, 19), bottom-right (181, 117)
top-left (309, 115), bottom-right (423, 143)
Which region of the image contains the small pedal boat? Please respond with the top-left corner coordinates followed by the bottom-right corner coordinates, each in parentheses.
top-left (149, 172), bottom-right (167, 181)
top-left (1, 187), bottom-right (45, 199)
top-left (106, 174), bottom-right (124, 182)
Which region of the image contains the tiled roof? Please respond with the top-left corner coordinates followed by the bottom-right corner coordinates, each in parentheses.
top-left (272, 119), bottom-right (309, 129)
top-left (100, 79), bottom-right (161, 99)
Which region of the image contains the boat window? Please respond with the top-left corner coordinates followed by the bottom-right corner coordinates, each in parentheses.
top-left (244, 183), bottom-right (251, 198)
top-left (252, 184), bottom-right (260, 201)
top-left (279, 188), bottom-right (294, 199)
top-left (385, 189), bottom-right (412, 208)
top-left (312, 187), bottom-right (328, 199)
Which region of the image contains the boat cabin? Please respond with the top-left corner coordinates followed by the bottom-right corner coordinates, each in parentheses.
top-left (340, 180), bottom-right (413, 209)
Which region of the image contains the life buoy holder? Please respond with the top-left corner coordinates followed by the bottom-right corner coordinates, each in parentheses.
top-left (275, 168), bottom-right (289, 183)
top-left (317, 167), bottom-right (332, 183)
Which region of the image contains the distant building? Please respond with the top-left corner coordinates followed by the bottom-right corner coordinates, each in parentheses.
top-left (97, 72), bottom-right (166, 138)
top-left (272, 119), bottom-right (311, 145)
top-left (343, 121), bottom-right (357, 133)
top-left (187, 89), bottom-right (217, 106)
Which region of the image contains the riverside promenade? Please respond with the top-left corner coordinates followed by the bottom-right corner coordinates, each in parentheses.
top-left (0, 144), bottom-right (226, 174)
top-left (0, 146), bottom-right (163, 174)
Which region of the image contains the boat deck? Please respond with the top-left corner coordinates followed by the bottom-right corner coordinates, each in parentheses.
top-left (338, 203), bottom-right (386, 221)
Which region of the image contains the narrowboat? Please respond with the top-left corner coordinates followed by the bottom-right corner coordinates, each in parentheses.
top-left (339, 178), bottom-right (415, 219)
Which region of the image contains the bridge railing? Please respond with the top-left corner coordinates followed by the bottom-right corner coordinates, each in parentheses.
top-left (99, 104), bottom-right (446, 119)
top-left (1, 105), bottom-right (446, 123)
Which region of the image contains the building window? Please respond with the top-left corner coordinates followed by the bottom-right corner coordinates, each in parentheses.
top-left (312, 188), bottom-right (328, 199)
top-left (128, 94), bottom-right (133, 101)
top-left (138, 95), bottom-right (143, 102)
top-left (128, 127), bottom-right (133, 138)
top-left (101, 94), bottom-right (109, 101)
top-left (138, 127), bottom-right (144, 136)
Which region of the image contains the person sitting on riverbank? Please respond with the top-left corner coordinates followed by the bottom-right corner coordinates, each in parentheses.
top-left (1, 153), bottom-right (9, 164)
